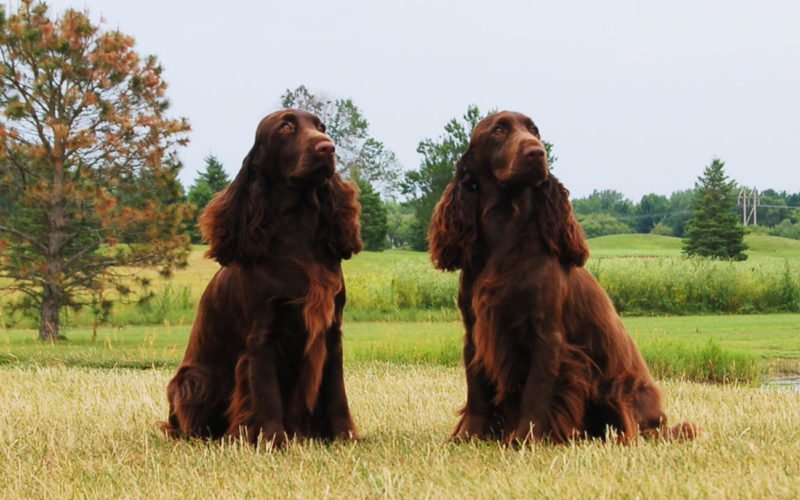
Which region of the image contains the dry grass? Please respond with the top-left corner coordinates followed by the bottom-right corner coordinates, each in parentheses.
top-left (1, 363), bottom-right (799, 499)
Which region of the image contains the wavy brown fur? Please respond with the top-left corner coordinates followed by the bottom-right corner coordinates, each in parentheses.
top-left (160, 109), bottom-right (361, 448)
top-left (429, 111), bottom-right (697, 444)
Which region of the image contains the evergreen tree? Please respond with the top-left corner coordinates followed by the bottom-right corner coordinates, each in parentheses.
top-left (683, 158), bottom-right (747, 260)
top-left (0, 2), bottom-right (191, 341)
top-left (355, 176), bottom-right (388, 251)
top-left (187, 155), bottom-right (229, 242)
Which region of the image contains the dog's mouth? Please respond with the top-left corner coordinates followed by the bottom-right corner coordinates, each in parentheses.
top-left (289, 160), bottom-right (335, 187)
top-left (497, 160), bottom-right (548, 189)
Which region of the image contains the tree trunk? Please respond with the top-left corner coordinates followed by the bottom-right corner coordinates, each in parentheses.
top-left (40, 150), bottom-right (66, 342)
top-left (39, 286), bottom-right (60, 341)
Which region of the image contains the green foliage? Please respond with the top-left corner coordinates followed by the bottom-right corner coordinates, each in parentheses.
top-left (355, 177), bottom-right (388, 251)
top-left (661, 189), bottom-right (694, 237)
top-left (649, 221), bottom-right (675, 236)
top-left (683, 158), bottom-right (747, 260)
top-left (402, 105), bottom-right (485, 250)
top-left (756, 189), bottom-right (790, 227)
top-left (572, 189), bottom-right (635, 219)
top-left (186, 155), bottom-right (229, 243)
top-left (0, 1), bottom-right (191, 340)
top-left (280, 85), bottom-right (400, 196)
top-left (635, 193), bottom-right (670, 233)
top-left (385, 201), bottom-right (416, 248)
top-left (577, 213), bottom-right (633, 238)
top-left (765, 209), bottom-right (800, 239)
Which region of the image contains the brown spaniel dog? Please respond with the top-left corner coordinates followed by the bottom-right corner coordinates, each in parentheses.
top-left (160, 109), bottom-right (362, 447)
top-left (429, 111), bottom-right (697, 443)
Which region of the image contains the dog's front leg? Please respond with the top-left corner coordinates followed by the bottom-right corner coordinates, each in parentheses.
top-left (451, 327), bottom-right (494, 441)
top-left (245, 317), bottom-right (287, 449)
top-left (510, 322), bottom-right (564, 444)
top-left (318, 319), bottom-right (359, 440)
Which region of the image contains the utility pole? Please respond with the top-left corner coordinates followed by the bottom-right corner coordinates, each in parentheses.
top-left (737, 187), bottom-right (758, 225)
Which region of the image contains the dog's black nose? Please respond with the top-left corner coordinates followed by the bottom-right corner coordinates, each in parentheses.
top-left (315, 140), bottom-right (335, 155)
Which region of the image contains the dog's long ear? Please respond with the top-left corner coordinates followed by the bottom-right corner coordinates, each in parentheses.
top-left (428, 149), bottom-right (480, 271)
top-left (199, 145), bottom-right (271, 266)
top-left (319, 174), bottom-right (362, 260)
top-left (532, 174), bottom-right (588, 267)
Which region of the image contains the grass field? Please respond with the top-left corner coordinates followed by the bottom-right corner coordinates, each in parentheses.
top-left (1, 364), bottom-right (798, 498)
top-left (2, 234), bottom-right (799, 498)
top-left (2, 313), bottom-right (798, 381)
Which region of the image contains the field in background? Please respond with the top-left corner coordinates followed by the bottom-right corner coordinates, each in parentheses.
top-left (2, 233), bottom-right (798, 329)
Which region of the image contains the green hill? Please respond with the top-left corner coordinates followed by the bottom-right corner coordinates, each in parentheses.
top-left (587, 233), bottom-right (800, 260)
top-left (587, 234), bottom-right (682, 258)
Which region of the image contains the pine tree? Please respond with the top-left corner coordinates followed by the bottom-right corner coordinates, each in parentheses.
top-left (0, 2), bottom-right (191, 341)
top-left (187, 155), bottom-right (229, 242)
top-left (683, 158), bottom-right (747, 260)
top-left (355, 176), bottom-right (388, 251)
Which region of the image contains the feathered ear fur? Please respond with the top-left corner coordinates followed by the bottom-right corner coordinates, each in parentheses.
top-left (428, 150), bottom-right (480, 271)
top-left (199, 146), bottom-right (270, 266)
top-left (532, 174), bottom-right (589, 267)
top-left (319, 174), bottom-right (362, 259)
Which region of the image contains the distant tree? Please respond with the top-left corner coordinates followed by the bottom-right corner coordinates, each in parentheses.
top-left (756, 188), bottom-right (789, 227)
top-left (355, 176), bottom-right (388, 251)
top-left (769, 214), bottom-right (800, 239)
top-left (785, 192), bottom-right (800, 209)
top-left (576, 213), bottom-right (633, 239)
top-left (385, 201), bottom-right (415, 248)
top-left (635, 193), bottom-right (670, 233)
top-left (572, 189), bottom-right (635, 217)
top-left (0, 2), bottom-right (192, 340)
top-left (280, 85), bottom-right (400, 196)
top-left (401, 105), bottom-right (483, 250)
top-left (661, 189), bottom-right (694, 237)
top-left (649, 221), bottom-right (675, 236)
top-left (683, 159), bottom-right (747, 260)
top-left (187, 155), bottom-right (229, 243)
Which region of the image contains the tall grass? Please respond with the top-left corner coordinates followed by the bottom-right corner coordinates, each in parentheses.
top-left (2, 237), bottom-right (799, 328)
top-left (589, 257), bottom-right (800, 315)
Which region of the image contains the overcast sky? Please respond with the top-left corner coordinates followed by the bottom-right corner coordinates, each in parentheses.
top-left (40, 0), bottom-right (800, 201)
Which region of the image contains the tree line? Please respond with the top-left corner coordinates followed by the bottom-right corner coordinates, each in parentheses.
top-left (571, 186), bottom-right (800, 240)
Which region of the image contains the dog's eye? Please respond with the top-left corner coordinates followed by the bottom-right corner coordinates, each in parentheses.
top-left (529, 124), bottom-right (539, 135)
top-left (492, 126), bottom-right (505, 136)
top-left (317, 123), bottom-right (326, 133)
top-left (279, 122), bottom-right (295, 134)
